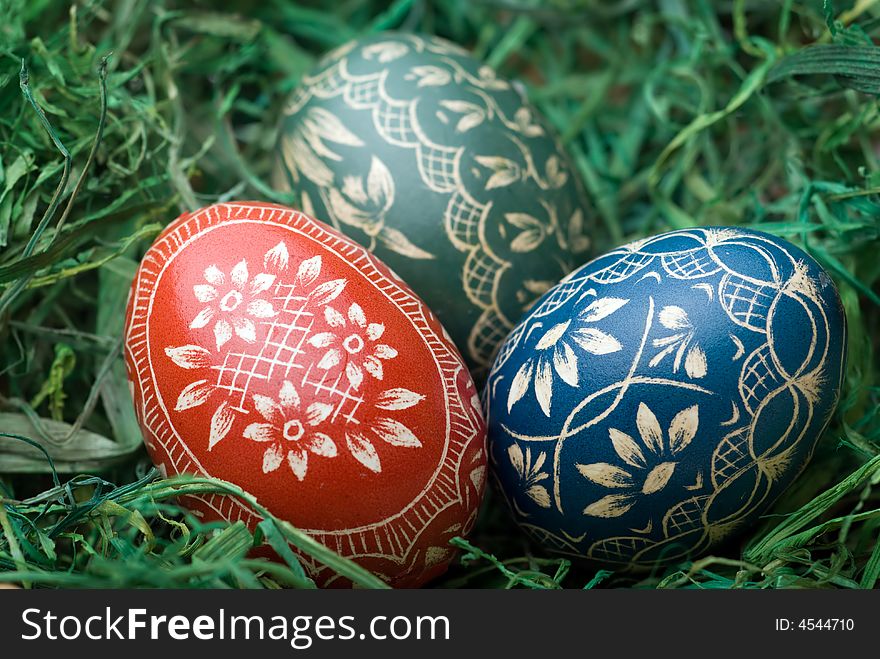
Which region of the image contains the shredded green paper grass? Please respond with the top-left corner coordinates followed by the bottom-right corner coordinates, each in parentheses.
top-left (1, 0), bottom-right (878, 589)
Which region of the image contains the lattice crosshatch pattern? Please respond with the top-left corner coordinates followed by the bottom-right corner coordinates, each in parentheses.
top-left (213, 286), bottom-right (316, 412)
top-left (209, 282), bottom-right (369, 428)
top-left (720, 275), bottom-right (776, 332)
top-left (661, 249), bottom-right (722, 280)
top-left (485, 227), bottom-right (847, 566)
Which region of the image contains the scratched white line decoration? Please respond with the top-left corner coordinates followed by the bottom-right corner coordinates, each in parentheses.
top-left (273, 32), bottom-right (592, 381)
top-left (124, 202), bottom-right (487, 587)
top-left (484, 227), bottom-right (847, 566)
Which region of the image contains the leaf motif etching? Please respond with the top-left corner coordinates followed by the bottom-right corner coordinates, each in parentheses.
top-left (163, 241), bottom-right (426, 479)
top-left (506, 296), bottom-right (629, 416)
top-left (343, 385), bottom-right (426, 474)
top-left (326, 156), bottom-right (394, 234)
top-left (544, 155), bottom-right (568, 189)
top-left (506, 212), bottom-right (549, 253)
top-left (578, 403), bottom-right (699, 518)
top-left (566, 209), bottom-right (590, 255)
top-left (649, 305), bottom-right (708, 379)
top-left (512, 106), bottom-right (545, 137)
top-left (362, 41), bottom-right (409, 63)
top-left (405, 65), bottom-right (452, 87)
top-left (439, 100), bottom-right (486, 133)
top-left (475, 155), bottom-right (519, 190)
top-left (324, 156), bottom-right (434, 260)
top-left (280, 107), bottom-right (365, 189)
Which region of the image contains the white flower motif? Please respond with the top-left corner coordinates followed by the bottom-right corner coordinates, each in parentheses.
top-left (578, 402), bottom-right (699, 518)
top-left (649, 305), bottom-right (708, 379)
top-left (190, 258), bottom-right (278, 350)
top-left (507, 444), bottom-right (551, 508)
top-left (507, 296), bottom-right (628, 416)
top-left (243, 380), bottom-right (338, 481)
top-left (165, 246), bottom-right (427, 478)
top-left (308, 302), bottom-right (398, 390)
top-left (243, 382), bottom-right (425, 478)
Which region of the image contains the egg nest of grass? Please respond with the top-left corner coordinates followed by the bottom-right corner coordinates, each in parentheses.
top-left (0, 0), bottom-right (878, 589)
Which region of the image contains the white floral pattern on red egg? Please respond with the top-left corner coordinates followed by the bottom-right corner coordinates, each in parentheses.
top-left (125, 202), bottom-right (487, 587)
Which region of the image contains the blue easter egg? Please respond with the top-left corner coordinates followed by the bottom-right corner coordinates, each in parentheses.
top-left (485, 227), bottom-right (847, 566)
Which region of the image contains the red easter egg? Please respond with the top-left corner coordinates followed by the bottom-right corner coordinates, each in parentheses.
top-left (124, 201), bottom-right (487, 587)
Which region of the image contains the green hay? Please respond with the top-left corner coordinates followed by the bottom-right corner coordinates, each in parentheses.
top-left (0, 0), bottom-right (878, 589)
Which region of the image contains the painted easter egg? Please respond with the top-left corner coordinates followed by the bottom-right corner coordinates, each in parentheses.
top-left (485, 227), bottom-right (846, 566)
top-left (273, 32), bottom-right (592, 380)
top-left (124, 201), bottom-right (487, 587)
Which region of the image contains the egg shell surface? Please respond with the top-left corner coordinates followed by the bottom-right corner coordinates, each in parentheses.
top-left (124, 201), bottom-right (487, 587)
top-left (485, 226), bottom-right (846, 566)
top-left (274, 32), bottom-right (592, 380)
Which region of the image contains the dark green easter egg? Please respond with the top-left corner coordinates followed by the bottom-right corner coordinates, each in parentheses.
top-left (274, 32), bottom-right (592, 380)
